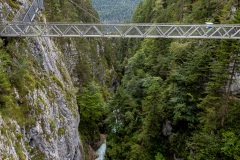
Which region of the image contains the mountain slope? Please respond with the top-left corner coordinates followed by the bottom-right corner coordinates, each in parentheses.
top-left (0, 0), bottom-right (115, 159)
top-left (106, 0), bottom-right (240, 159)
top-left (92, 0), bottom-right (141, 23)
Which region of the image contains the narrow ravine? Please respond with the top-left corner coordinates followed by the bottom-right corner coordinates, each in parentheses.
top-left (95, 140), bottom-right (107, 160)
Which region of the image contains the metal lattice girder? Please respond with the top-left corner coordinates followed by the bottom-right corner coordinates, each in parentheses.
top-left (13, 0), bottom-right (43, 22)
top-left (1, 22), bottom-right (240, 39)
top-left (22, 0), bottom-right (44, 22)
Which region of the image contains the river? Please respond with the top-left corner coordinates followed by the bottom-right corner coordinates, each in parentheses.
top-left (95, 140), bottom-right (107, 160)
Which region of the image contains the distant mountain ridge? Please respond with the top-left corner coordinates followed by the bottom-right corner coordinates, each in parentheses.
top-left (92, 0), bottom-right (141, 23)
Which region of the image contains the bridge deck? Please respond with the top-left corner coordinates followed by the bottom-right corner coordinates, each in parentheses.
top-left (1, 23), bottom-right (240, 39)
top-left (1, 0), bottom-right (240, 39)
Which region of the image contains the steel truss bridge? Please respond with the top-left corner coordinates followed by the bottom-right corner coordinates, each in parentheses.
top-left (1, 23), bottom-right (240, 39)
top-left (1, 0), bottom-right (240, 39)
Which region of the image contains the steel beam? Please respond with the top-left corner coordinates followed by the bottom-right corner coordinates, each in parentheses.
top-left (1, 22), bottom-right (240, 39)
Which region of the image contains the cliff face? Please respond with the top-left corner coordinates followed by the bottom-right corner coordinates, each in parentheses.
top-left (0, 1), bottom-right (86, 159)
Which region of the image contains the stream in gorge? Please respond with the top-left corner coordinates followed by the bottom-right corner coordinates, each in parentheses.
top-left (95, 140), bottom-right (107, 160)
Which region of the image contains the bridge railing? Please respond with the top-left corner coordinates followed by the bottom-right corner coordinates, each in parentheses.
top-left (13, 0), bottom-right (43, 22)
top-left (1, 23), bottom-right (240, 39)
top-left (22, 0), bottom-right (44, 22)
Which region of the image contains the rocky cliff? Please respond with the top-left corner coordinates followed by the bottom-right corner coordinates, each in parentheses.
top-left (0, 0), bottom-right (99, 159)
top-left (0, 37), bottom-right (85, 160)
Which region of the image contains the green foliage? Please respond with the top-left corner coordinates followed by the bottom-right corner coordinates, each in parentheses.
top-left (7, 0), bottom-right (20, 9)
top-left (106, 0), bottom-right (240, 159)
top-left (50, 74), bottom-right (64, 90)
top-left (30, 148), bottom-right (45, 160)
top-left (0, 0), bottom-right (115, 158)
top-left (0, 50), bottom-right (13, 108)
top-left (132, 0), bottom-right (156, 23)
top-left (77, 81), bottom-right (106, 143)
top-left (44, 0), bottom-right (99, 22)
top-left (0, 38), bottom-right (47, 128)
top-left (58, 127), bottom-right (66, 135)
top-left (15, 142), bottom-right (26, 160)
top-left (155, 152), bottom-right (165, 160)
top-left (3, 0), bottom-right (240, 159)
top-left (221, 131), bottom-right (240, 159)
top-left (92, 0), bottom-right (141, 23)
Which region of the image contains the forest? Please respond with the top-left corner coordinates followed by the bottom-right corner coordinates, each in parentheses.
top-left (91, 0), bottom-right (141, 23)
top-left (0, 0), bottom-right (240, 159)
top-left (103, 0), bottom-right (240, 159)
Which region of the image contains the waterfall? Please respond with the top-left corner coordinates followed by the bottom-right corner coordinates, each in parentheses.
top-left (95, 140), bottom-right (107, 160)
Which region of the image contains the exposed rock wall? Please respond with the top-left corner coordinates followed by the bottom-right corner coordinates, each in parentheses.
top-left (0, 0), bottom-right (85, 159)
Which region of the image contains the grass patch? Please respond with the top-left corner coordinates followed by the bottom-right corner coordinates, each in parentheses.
top-left (7, 0), bottom-right (20, 9)
top-left (15, 142), bottom-right (26, 160)
top-left (49, 118), bottom-right (56, 132)
top-left (30, 148), bottom-right (45, 160)
top-left (58, 127), bottom-right (65, 135)
top-left (50, 74), bottom-right (64, 90)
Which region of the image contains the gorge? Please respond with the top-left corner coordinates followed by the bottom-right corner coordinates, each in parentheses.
top-left (0, 0), bottom-right (240, 160)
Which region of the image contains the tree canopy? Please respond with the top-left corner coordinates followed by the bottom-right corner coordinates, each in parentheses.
top-left (92, 0), bottom-right (141, 23)
top-left (105, 0), bottom-right (240, 159)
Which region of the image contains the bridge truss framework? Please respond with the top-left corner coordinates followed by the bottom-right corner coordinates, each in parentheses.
top-left (1, 23), bottom-right (240, 39)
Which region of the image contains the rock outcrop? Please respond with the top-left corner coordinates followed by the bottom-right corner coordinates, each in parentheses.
top-left (0, 0), bottom-right (85, 159)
